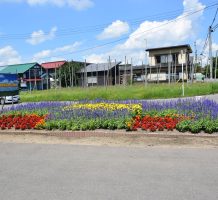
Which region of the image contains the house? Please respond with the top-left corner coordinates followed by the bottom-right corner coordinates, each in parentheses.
top-left (0, 62), bottom-right (46, 90)
top-left (119, 64), bottom-right (149, 84)
top-left (41, 60), bottom-right (66, 75)
top-left (146, 44), bottom-right (193, 82)
top-left (77, 62), bottom-right (121, 86)
top-left (41, 60), bottom-right (91, 88)
top-left (41, 61), bottom-right (66, 88)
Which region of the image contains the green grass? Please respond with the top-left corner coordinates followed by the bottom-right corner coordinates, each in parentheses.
top-left (20, 82), bottom-right (218, 102)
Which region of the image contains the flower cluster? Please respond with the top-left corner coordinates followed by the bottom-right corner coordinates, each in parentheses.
top-left (127, 114), bottom-right (190, 132)
top-left (1, 98), bottom-right (218, 134)
top-left (0, 114), bottom-right (46, 130)
top-left (64, 103), bottom-right (142, 113)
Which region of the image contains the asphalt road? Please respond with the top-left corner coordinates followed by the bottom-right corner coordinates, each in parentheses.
top-left (0, 143), bottom-right (218, 200)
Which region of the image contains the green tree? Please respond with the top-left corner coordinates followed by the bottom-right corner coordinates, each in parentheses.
top-left (57, 61), bottom-right (84, 87)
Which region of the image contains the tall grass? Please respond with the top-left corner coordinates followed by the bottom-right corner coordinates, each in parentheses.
top-left (20, 82), bottom-right (218, 102)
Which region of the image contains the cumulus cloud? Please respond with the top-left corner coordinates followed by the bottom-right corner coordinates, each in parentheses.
top-left (32, 41), bottom-right (81, 62)
top-left (2, 0), bottom-right (94, 10)
top-left (97, 20), bottom-right (130, 40)
top-left (86, 0), bottom-right (205, 64)
top-left (0, 46), bottom-right (21, 66)
top-left (26, 27), bottom-right (57, 45)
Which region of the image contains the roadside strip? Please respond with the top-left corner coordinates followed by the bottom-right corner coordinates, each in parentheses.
top-left (0, 130), bottom-right (218, 147)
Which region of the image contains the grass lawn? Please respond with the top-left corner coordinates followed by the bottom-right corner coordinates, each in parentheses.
top-left (20, 82), bottom-right (218, 102)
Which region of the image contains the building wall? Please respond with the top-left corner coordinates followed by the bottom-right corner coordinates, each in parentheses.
top-left (148, 47), bottom-right (190, 66)
top-left (178, 52), bottom-right (187, 64)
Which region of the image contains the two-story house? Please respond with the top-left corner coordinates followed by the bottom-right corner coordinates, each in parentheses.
top-left (146, 44), bottom-right (193, 82)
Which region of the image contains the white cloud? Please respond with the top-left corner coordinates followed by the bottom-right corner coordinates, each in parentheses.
top-left (67, 0), bottom-right (94, 10)
top-left (97, 20), bottom-right (130, 40)
top-left (3, 0), bottom-right (94, 10)
top-left (85, 54), bottom-right (106, 63)
top-left (26, 27), bottom-right (57, 45)
top-left (0, 46), bottom-right (21, 66)
top-left (86, 0), bottom-right (205, 64)
top-left (32, 41), bottom-right (81, 62)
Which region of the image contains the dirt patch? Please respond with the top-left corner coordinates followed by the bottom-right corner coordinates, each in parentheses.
top-left (0, 133), bottom-right (218, 148)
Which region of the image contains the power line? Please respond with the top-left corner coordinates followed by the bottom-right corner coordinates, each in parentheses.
top-left (25, 3), bottom-right (217, 62)
top-left (211, 7), bottom-right (218, 27)
top-left (200, 32), bottom-right (209, 55)
top-left (201, 4), bottom-right (218, 55)
top-left (0, 11), bottom-right (190, 40)
top-left (0, 2), bottom-right (217, 40)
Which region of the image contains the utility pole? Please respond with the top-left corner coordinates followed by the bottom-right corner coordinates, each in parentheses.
top-left (168, 52), bottom-right (171, 84)
top-left (41, 66), bottom-right (43, 90)
top-left (192, 42), bottom-right (198, 83)
top-left (46, 69), bottom-right (49, 90)
top-left (145, 61), bottom-right (147, 86)
top-left (84, 59), bottom-right (87, 87)
top-left (91, 63), bottom-right (93, 87)
top-left (130, 58), bottom-right (133, 85)
top-left (181, 50), bottom-right (185, 96)
top-left (124, 56), bottom-right (127, 86)
top-left (55, 67), bottom-right (57, 89)
top-left (209, 26), bottom-right (213, 79)
top-left (115, 59), bottom-right (117, 85)
top-left (144, 38), bottom-right (148, 85)
top-left (103, 63), bottom-right (105, 87)
top-left (215, 50), bottom-right (218, 79)
top-left (174, 54), bottom-right (177, 82)
top-left (107, 56), bottom-right (111, 86)
top-left (118, 61), bottom-right (120, 85)
top-left (96, 64), bottom-right (99, 86)
top-left (71, 61), bottom-right (74, 87)
top-left (29, 69), bottom-right (32, 93)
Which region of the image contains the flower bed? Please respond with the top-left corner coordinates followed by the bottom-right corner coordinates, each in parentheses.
top-left (0, 98), bottom-right (218, 133)
top-left (0, 114), bottom-right (46, 130)
top-left (127, 115), bottom-right (191, 132)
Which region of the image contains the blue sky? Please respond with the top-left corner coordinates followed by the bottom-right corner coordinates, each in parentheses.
top-left (0, 0), bottom-right (217, 65)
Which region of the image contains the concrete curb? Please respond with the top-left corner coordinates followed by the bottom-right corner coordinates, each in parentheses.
top-left (0, 129), bottom-right (218, 139)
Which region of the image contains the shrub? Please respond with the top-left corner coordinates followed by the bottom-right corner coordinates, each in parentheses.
top-left (176, 120), bottom-right (191, 132)
top-left (189, 121), bottom-right (203, 134)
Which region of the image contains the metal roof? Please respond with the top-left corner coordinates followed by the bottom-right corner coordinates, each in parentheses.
top-left (78, 62), bottom-right (121, 73)
top-left (0, 63), bottom-right (40, 74)
top-left (146, 44), bottom-right (193, 53)
top-left (41, 61), bottom-right (66, 69)
top-left (119, 65), bottom-right (149, 71)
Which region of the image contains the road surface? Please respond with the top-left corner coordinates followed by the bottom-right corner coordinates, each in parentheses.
top-left (0, 143), bottom-right (218, 200)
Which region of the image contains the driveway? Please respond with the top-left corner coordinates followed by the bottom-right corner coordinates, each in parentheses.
top-left (0, 143), bottom-right (218, 200)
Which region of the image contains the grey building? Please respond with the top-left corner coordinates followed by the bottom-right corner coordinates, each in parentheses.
top-left (77, 62), bottom-right (121, 86)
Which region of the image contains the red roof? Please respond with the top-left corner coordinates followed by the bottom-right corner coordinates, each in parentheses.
top-left (41, 61), bottom-right (66, 69)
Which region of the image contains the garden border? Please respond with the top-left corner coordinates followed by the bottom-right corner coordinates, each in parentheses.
top-left (0, 129), bottom-right (218, 139)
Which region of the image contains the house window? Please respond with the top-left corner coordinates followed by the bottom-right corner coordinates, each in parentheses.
top-left (172, 54), bottom-right (179, 63)
top-left (156, 56), bottom-right (161, 64)
top-left (161, 55), bottom-right (168, 63)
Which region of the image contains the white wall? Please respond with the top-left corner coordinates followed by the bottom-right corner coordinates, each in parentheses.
top-left (146, 73), bottom-right (167, 81)
top-left (178, 52), bottom-right (187, 64)
top-left (149, 56), bottom-right (156, 66)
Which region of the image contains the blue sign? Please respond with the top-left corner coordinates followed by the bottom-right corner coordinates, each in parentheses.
top-left (0, 74), bottom-right (19, 96)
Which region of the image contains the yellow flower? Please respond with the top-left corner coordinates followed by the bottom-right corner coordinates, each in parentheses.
top-left (64, 103), bottom-right (142, 113)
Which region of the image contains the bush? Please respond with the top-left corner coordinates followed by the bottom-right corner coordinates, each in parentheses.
top-left (203, 120), bottom-right (216, 134)
top-left (189, 121), bottom-right (203, 134)
top-left (176, 120), bottom-right (191, 132)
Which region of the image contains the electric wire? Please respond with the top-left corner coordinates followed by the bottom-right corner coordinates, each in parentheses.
top-left (28, 3), bottom-right (217, 61)
top-left (0, 2), bottom-right (217, 40)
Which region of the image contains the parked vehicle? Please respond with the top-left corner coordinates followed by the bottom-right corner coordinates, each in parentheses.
top-left (0, 95), bottom-right (20, 105)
